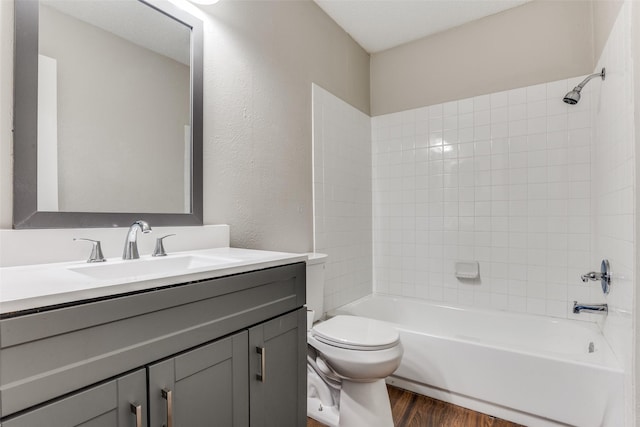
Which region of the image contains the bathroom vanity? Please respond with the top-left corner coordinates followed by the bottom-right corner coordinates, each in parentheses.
top-left (0, 249), bottom-right (307, 427)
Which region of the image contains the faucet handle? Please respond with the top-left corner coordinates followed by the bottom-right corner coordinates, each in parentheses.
top-left (74, 238), bottom-right (106, 263)
top-left (581, 272), bottom-right (599, 283)
top-left (152, 234), bottom-right (176, 257)
top-left (580, 259), bottom-right (611, 294)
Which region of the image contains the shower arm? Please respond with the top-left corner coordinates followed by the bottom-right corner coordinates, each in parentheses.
top-left (573, 68), bottom-right (606, 90)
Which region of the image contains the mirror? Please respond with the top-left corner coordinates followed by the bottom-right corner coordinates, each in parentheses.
top-left (13, 0), bottom-right (203, 228)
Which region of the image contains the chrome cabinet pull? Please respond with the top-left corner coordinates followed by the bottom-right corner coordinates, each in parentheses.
top-left (161, 388), bottom-right (173, 427)
top-left (130, 403), bottom-right (142, 427)
top-left (256, 347), bottom-right (266, 382)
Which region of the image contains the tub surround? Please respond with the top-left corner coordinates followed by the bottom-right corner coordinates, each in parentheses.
top-left (372, 76), bottom-right (594, 320)
top-left (591, 2), bottom-right (636, 423)
top-left (312, 84), bottom-right (372, 313)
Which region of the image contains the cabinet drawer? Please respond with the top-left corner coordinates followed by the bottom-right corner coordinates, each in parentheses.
top-left (0, 262), bottom-right (305, 417)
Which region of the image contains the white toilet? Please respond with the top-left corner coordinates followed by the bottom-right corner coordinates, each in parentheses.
top-left (306, 253), bottom-right (403, 427)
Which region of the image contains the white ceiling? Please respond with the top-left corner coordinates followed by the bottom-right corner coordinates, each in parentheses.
top-left (313, 0), bottom-right (533, 53)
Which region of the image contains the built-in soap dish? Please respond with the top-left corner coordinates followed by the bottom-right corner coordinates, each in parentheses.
top-left (455, 261), bottom-right (479, 279)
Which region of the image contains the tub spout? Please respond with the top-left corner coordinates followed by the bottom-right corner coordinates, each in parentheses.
top-left (573, 301), bottom-right (608, 314)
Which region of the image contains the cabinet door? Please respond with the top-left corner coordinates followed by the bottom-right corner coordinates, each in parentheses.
top-left (2, 369), bottom-right (146, 427)
top-left (249, 308), bottom-right (306, 427)
top-left (148, 331), bottom-right (249, 427)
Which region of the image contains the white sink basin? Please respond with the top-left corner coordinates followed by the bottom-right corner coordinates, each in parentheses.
top-left (67, 255), bottom-right (239, 281)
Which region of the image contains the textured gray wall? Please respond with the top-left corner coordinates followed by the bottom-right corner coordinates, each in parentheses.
top-left (593, 1), bottom-right (624, 62)
top-left (199, 0), bottom-right (370, 252)
top-left (370, 1), bottom-right (596, 116)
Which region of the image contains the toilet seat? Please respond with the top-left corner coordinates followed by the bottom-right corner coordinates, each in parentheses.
top-left (311, 315), bottom-right (400, 351)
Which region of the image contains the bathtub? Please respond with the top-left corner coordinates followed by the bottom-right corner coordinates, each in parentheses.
top-left (333, 295), bottom-right (624, 427)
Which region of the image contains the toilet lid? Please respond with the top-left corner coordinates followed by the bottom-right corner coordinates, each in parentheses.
top-left (312, 315), bottom-right (400, 350)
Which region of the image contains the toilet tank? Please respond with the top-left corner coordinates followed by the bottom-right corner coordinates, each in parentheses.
top-left (305, 253), bottom-right (328, 323)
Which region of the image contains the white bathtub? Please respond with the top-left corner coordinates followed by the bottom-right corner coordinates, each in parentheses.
top-left (333, 295), bottom-right (624, 427)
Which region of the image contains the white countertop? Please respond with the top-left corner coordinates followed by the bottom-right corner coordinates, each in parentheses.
top-left (0, 247), bottom-right (306, 315)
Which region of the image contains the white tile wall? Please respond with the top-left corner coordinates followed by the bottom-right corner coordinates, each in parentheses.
top-left (312, 84), bottom-right (372, 313)
top-left (591, 2), bottom-right (635, 425)
top-left (372, 77), bottom-right (595, 319)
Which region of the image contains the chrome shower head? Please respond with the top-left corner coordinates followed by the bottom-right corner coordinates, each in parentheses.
top-left (563, 89), bottom-right (581, 105)
top-left (563, 68), bottom-right (605, 105)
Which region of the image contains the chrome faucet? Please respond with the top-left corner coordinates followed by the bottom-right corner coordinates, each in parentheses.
top-left (122, 220), bottom-right (152, 260)
top-left (573, 301), bottom-right (608, 314)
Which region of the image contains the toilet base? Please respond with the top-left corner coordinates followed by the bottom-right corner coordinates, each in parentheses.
top-left (339, 379), bottom-right (393, 427)
top-left (307, 365), bottom-right (340, 426)
top-left (307, 396), bottom-right (339, 427)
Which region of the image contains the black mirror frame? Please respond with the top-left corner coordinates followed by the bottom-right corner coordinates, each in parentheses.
top-left (13, 0), bottom-right (203, 228)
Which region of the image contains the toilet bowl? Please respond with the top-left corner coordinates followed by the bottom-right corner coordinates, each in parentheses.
top-left (304, 253), bottom-right (403, 427)
top-left (309, 315), bottom-right (403, 381)
top-left (306, 253), bottom-right (402, 427)
top-left (307, 315), bottom-right (403, 427)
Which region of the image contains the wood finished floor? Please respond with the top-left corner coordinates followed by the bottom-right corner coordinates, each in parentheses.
top-left (307, 386), bottom-right (524, 427)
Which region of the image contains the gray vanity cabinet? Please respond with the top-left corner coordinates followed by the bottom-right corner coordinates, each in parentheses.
top-left (146, 307), bottom-right (307, 427)
top-left (1, 369), bottom-right (147, 427)
top-left (0, 262), bottom-right (306, 427)
top-left (148, 331), bottom-right (249, 427)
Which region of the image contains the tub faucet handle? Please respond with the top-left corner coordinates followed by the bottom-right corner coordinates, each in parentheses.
top-left (580, 259), bottom-right (611, 294)
top-left (581, 272), bottom-right (601, 282)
